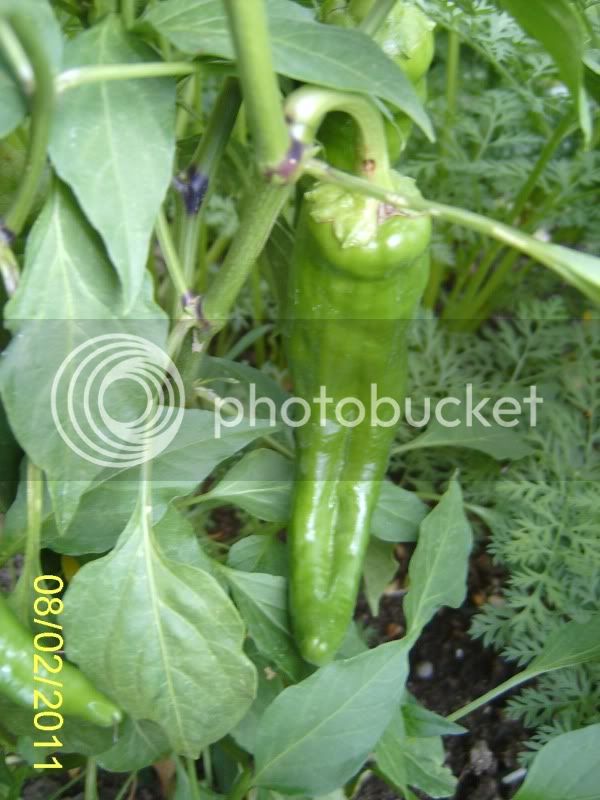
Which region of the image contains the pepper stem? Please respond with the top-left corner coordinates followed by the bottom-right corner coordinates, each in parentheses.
top-left (223, 0), bottom-right (290, 176)
top-left (285, 87), bottom-right (394, 189)
top-left (0, 14), bottom-right (55, 235)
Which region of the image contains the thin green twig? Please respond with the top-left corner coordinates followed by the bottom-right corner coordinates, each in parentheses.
top-left (1, 15), bottom-right (55, 235)
top-left (56, 62), bottom-right (197, 92)
top-left (155, 209), bottom-right (189, 300)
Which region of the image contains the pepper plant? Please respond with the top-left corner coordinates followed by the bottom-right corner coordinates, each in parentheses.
top-left (0, 0), bottom-right (599, 799)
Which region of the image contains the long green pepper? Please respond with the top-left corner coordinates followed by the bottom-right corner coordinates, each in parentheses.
top-left (0, 593), bottom-right (122, 727)
top-left (286, 176), bottom-right (431, 665)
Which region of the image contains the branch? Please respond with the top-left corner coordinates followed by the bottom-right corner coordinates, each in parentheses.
top-left (223, 0), bottom-right (291, 175)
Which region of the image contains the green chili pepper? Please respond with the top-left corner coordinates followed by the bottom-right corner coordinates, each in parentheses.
top-left (319, 1), bottom-right (435, 167)
top-left (0, 593), bottom-right (122, 727)
top-left (285, 175), bottom-right (431, 665)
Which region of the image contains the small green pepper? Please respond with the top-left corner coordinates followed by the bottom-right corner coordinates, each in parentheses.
top-left (285, 176), bottom-right (431, 665)
top-left (0, 593), bottom-right (122, 727)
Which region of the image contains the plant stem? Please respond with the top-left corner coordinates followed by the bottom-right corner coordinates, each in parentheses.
top-left (47, 773), bottom-right (85, 800)
top-left (446, 112), bottom-right (574, 320)
top-left (186, 757), bottom-right (202, 800)
top-left (422, 256), bottom-right (443, 309)
top-left (121, 0), bottom-right (136, 28)
top-left (1, 15), bottom-right (54, 235)
top-left (175, 73), bottom-right (199, 140)
top-left (201, 182), bottom-right (291, 333)
top-left (228, 766), bottom-right (253, 800)
top-left (179, 77), bottom-right (242, 286)
top-left (155, 209), bottom-right (189, 301)
top-left (0, 21), bottom-right (34, 92)
top-left (26, 460), bottom-right (43, 566)
top-left (442, 29), bottom-right (460, 157)
top-left (56, 62), bottom-right (197, 92)
top-left (84, 758), bottom-right (99, 800)
top-left (304, 159), bottom-right (600, 300)
top-left (359, 0), bottom-right (397, 35)
top-left (285, 87), bottom-right (393, 187)
top-left (447, 670), bottom-right (536, 722)
top-left (223, 0), bottom-right (290, 174)
top-left (203, 747), bottom-right (213, 787)
top-left (113, 773), bottom-right (137, 800)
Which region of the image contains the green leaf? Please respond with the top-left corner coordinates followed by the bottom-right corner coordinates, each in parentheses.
top-left (514, 724), bottom-right (600, 800)
top-left (0, 183), bottom-right (168, 530)
top-left (232, 650), bottom-right (286, 755)
top-left (222, 568), bottom-right (305, 683)
top-left (0, 0), bottom-right (63, 137)
top-left (228, 535), bottom-right (288, 578)
top-left (254, 640), bottom-right (411, 795)
top-left (206, 449), bottom-right (294, 521)
top-left (376, 710), bottom-right (457, 799)
top-left (4, 410), bottom-right (275, 556)
top-left (404, 481), bottom-right (472, 638)
top-left (402, 695), bottom-right (466, 738)
top-left (399, 392), bottom-right (533, 461)
top-left (527, 614), bottom-right (600, 674)
top-left (49, 15), bottom-right (176, 309)
top-left (363, 538), bottom-right (397, 616)
top-left (97, 718), bottom-right (170, 772)
top-left (497, 0), bottom-right (590, 142)
top-left (370, 482), bottom-right (428, 543)
top-left (62, 493), bottom-right (256, 757)
top-left (140, 0), bottom-right (433, 139)
top-left (0, 396), bottom-right (21, 514)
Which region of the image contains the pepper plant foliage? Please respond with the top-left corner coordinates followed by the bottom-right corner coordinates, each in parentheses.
top-left (0, 0), bottom-right (599, 799)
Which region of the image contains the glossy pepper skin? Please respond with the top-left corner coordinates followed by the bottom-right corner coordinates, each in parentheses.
top-left (285, 175), bottom-right (431, 665)
top-left (319, 2), bottom-right (435, 166)
top-left (0, 593), bottom-right (122, 727)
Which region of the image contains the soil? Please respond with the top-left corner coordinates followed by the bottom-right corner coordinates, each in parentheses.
top-left (355, 543), bottom-right (529, 800)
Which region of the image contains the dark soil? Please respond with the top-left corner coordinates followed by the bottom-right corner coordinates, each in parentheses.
top-left (356, 543), bottom-right (529, 800)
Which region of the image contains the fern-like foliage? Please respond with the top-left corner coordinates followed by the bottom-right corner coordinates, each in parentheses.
top-left (399, 302), bottom-right (600, 758)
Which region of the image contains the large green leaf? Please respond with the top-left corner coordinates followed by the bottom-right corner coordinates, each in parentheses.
top-left (97, 718), bottom-right (170, 773)
top-left (514, 724), bottom-right (600, 800)
top-left (49, 15), bottom-right (175, 309)
top-left (223, 568), bottom-right (305, 682)
top-left (3, 410), bottom-right (275, 556)
top-left (398, 393), bottom-right (533, 461)
top-left (140, 0), bottom-right (433, 139)
top-left (403, 481), bottom-right (473, 638)
top-left (254, 640), bottom-right (411, 794)
top-left (232, 650), bottom-right (285, 755)
top-left (205, 449), bottom-right (294, 521)
top-left (0, 0), bottom-right (63, 137)
top-left (363, 538), bottom-right (397, 615)
top-left (62, 491), bottom-right (256, 757)
top-left (0, 183), bottom-right (168, 530)
top-left (498, 0), bottom-right (590, 141)
top-left (527, 615), bottom-right (600, 674)
top-left (370, 482), bottom-right (428, 543)
top-left (376, 710), bottom-right (456, 799)
top-left (448, 615), bottom-right (600, 722)
top-left (228, 535), bottom-right (288, 577)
